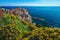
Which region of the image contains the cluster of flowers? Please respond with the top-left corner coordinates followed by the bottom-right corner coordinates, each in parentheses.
top-left (0, 13), bottom-right (22, 40)
top-left (22, 27), bottom-right (60, 40)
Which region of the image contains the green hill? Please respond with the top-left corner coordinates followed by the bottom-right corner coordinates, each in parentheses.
top-left (0, 12), bottom-right (60, 40)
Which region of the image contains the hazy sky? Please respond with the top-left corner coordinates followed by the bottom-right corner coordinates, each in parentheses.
top-left (0, 0), bottom-right (60, 6)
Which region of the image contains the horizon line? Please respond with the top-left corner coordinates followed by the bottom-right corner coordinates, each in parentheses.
top-left (0, 5), bottom-right (60, 6)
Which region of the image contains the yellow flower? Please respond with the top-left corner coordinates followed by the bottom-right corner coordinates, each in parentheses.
top-left (54, 28), bottom-right (58, 30)
top-left (0, 27), bottom-right (4, 30)
top-left (39, 35), bottom-right (43, 39)
top-left (56, 36), bottom-right (60, 40)
top-left (35, 28), bottom-right (39, 31)
top-left (43, 33), bottom-right (48, 37)
top-left (11, 14), bottom-right (17, 19)
top-left (47, 38), bottom-right (53, 40)
top-left (22, 19), bottom-right (28, 25)
top-left (47, 28), bottom-right (54, 32)
top-left (58, 36), bottom-right (60, 38)
top-left (22, 38), bottom-right (29, 40)
top-left (53, 32), bottom-right (58, 36)
top-left (16, 34), bottom-right (22, 40)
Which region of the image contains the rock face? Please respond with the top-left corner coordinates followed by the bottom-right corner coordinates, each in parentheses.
top-left (13, 8), bottom-right (32, 23)
top-left (0, 8), bottom-right (32, 23)
top-left (0, 8), bottom-right (3, 17)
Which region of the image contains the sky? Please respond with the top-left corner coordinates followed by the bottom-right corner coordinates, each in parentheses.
top-left (0, 0), bottom-right (60, 6)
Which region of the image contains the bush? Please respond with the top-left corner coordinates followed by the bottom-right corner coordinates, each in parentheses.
top-left (0, 12), bottom-right (60, 40)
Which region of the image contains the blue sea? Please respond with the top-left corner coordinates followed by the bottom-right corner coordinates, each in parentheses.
top-left (1, 6), bottom-right (60, 27)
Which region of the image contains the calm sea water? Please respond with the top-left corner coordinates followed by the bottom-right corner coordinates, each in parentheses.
top-left (1, 6), bottom-right (60, 27)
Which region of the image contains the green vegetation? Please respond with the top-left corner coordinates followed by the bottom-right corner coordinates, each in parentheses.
top-left (0, 13), bottom-right (60, 40)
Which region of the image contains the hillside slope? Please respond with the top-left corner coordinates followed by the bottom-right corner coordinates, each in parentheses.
top-left (0, 8), bottom-right (60, 40)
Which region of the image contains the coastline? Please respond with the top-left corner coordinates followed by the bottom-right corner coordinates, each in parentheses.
top-left (0, 6), bottom-right (60, 28)
top-left (0, 7), bottom-right (60, 40)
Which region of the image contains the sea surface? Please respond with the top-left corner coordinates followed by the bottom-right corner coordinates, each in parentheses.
top-left (1, 6), bottom-right (60, 27)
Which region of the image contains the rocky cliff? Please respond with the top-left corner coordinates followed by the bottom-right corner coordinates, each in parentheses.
top-left (0, 8), bottom-right (32, 23)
